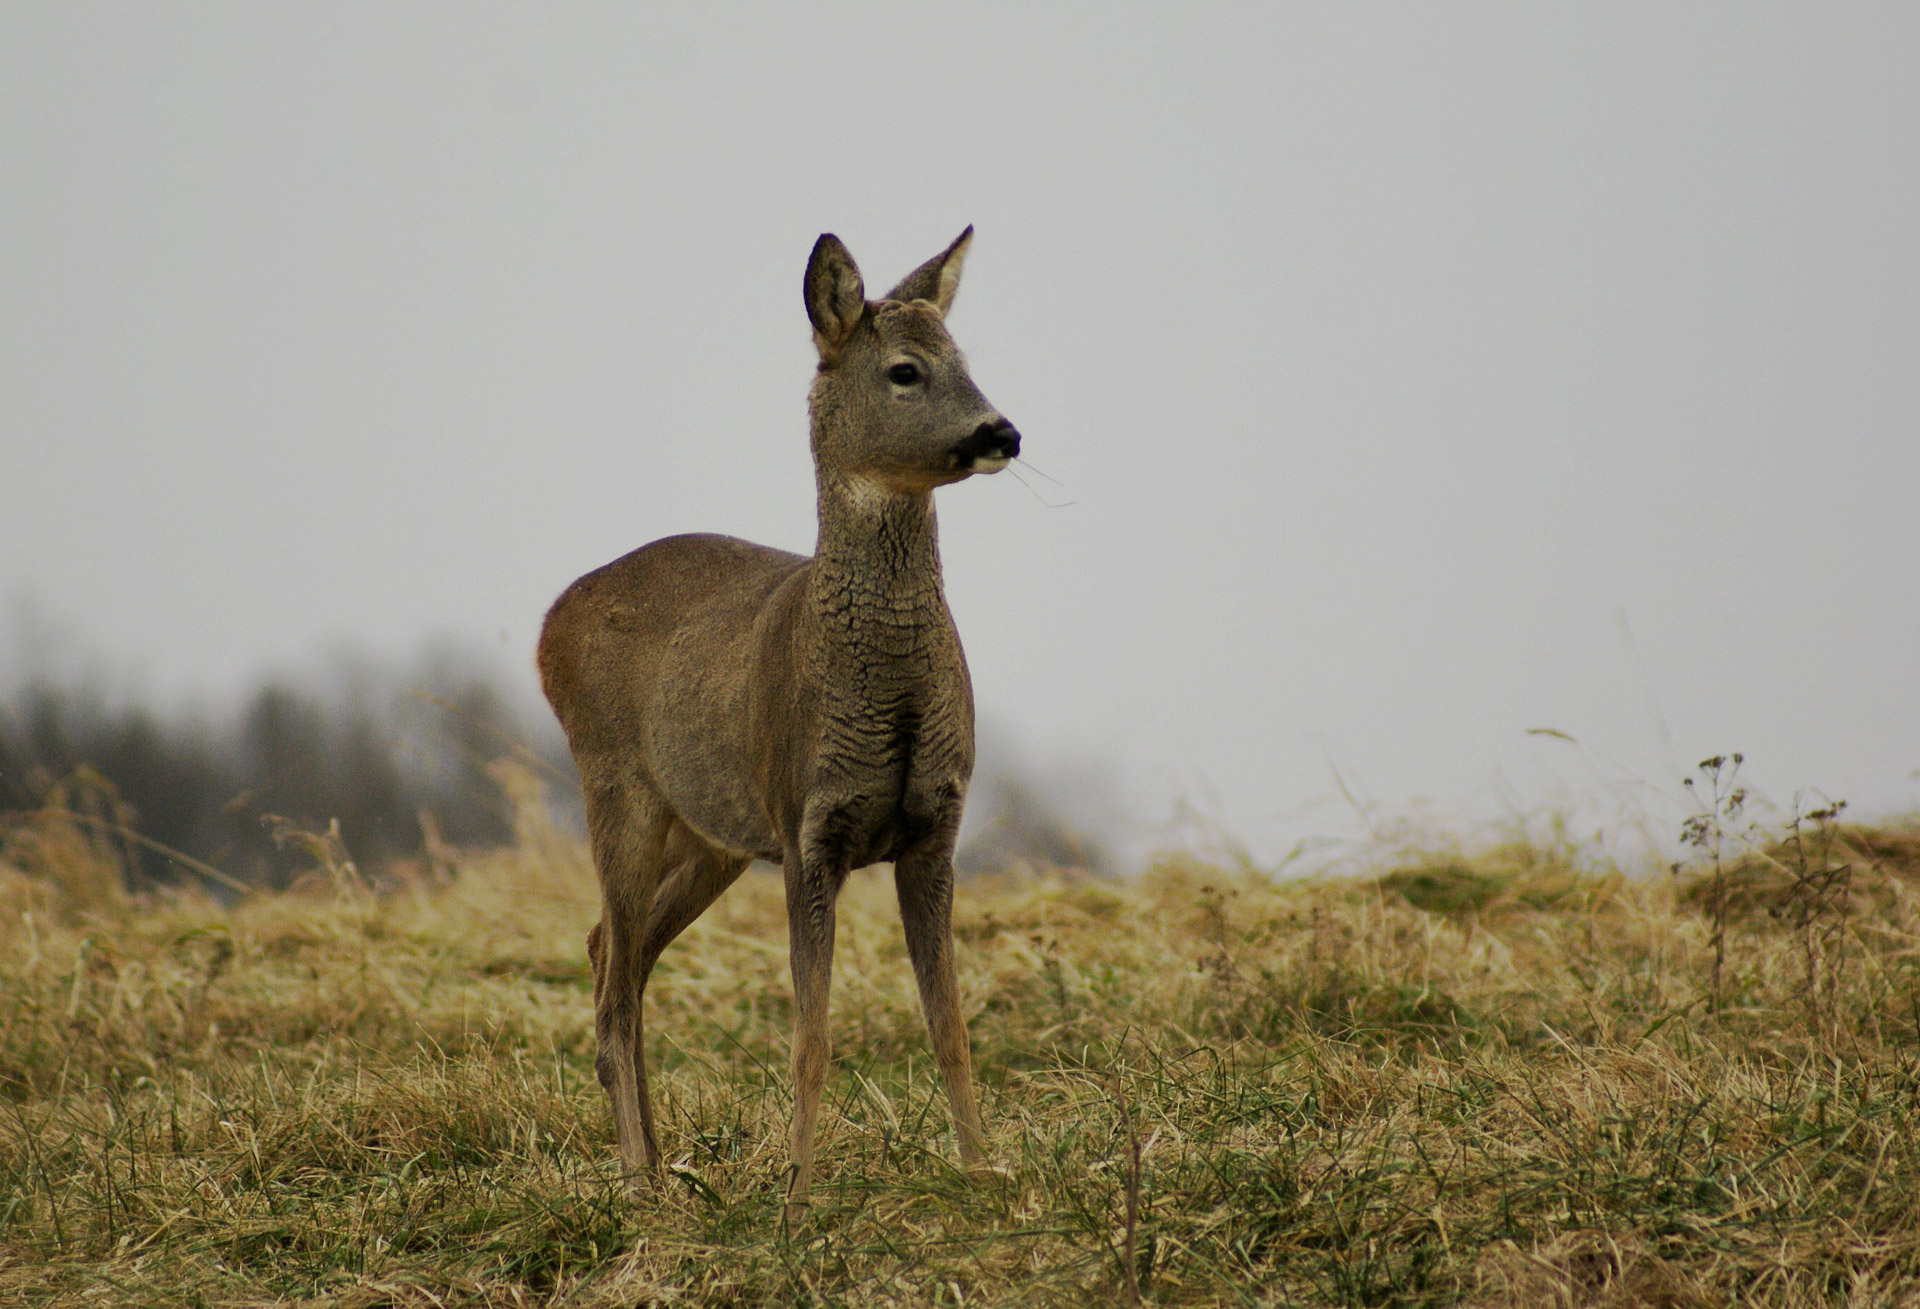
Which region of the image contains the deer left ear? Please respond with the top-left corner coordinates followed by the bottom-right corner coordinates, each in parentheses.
top-left (805, 234), bottom-right (868, 359)
top-left (883, 226), bottom-right (972, 317)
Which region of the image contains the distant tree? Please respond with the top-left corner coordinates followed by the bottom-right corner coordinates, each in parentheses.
top-left (0, 648), bottom-right (574, 892)
top-left (956, 771), bottom-right (1114, 878)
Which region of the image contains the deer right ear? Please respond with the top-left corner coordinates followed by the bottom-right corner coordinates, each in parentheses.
top-left (804, 234), bottom-right (866, 360)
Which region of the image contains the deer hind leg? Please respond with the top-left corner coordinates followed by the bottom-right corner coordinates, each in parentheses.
top-left (587, 919), bottom-right (606, 1004)
top-left (640, 829), bottom-right (751, 978)
top-left (582, 775), bottom-right (671, 1180)
top-left (588, 812), bottom-right (748, 1178)
top-left (895, 829), bottom-right (990, 1172)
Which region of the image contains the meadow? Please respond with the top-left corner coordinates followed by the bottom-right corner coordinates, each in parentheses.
top-left (3, 765), bottom-right (1919, 1307)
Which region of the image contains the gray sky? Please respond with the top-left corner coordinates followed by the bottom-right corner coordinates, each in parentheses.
top-left (4, 4), bottom-right (1917, 862)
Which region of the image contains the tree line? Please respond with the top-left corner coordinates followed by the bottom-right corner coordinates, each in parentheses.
top-left (0, 653), bottom-right (575, 890)
top-left (0, 650), bottom-right (1116, 892)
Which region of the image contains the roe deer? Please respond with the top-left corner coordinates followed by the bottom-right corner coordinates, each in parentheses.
top-left (538, 228), bottom-right (1018, 1216)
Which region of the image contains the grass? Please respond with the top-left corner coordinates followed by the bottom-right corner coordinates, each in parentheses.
top-left (4, 774), bottom-right (1920, 1306)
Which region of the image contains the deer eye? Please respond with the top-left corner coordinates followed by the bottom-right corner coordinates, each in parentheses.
top-left (887, 362), bottom-right (921, 386)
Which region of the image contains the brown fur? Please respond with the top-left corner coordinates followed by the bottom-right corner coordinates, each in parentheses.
top-left (538, 229), bottom-right (1016, 1216)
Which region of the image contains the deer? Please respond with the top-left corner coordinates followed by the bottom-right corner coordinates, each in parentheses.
top-left (537, 228), bottom-right (1018, 1219)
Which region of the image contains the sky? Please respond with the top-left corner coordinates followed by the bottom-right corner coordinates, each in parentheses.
top-left (4, 4), bottom-right (1917, 864)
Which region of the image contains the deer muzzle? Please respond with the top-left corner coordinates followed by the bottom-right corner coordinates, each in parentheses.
top-left (951, 419), bottom-right (1021, 472)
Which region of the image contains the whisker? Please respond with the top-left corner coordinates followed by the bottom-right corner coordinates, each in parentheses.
top-left (1005, 460), bottom-right (1077, 508)
top-left (1012, 455), bottom-right (1069, 489)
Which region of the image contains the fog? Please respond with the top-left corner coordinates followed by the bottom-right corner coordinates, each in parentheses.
top-left (5, 5), bottom-right (1917, 865)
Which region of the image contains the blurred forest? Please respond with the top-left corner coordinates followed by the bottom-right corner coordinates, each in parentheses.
top-left (0, 645), bottom-right (1113, 893)
top-left (0, 649), bottom-right (577, 891)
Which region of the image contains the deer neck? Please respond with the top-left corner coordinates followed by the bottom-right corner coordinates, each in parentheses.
top-left (810, 468), bottom-right (945, 613)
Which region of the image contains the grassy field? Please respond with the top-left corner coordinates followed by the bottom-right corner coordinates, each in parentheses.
top-left (4, 770), bottom-right (1920, 1307)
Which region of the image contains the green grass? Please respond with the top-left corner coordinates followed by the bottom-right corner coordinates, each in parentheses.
top-left (4, 781), bottom-right (1920, 1306)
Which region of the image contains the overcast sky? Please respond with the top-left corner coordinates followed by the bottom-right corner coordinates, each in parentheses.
top-left (4, 4), bottom-right (1917, 862)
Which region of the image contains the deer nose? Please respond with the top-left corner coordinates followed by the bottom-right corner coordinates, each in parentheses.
top-left (953, 419), bottom-right (1020, 469)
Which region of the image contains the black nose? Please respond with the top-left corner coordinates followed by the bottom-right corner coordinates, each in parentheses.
top-left (953, 418), bottom-right (1020, 467)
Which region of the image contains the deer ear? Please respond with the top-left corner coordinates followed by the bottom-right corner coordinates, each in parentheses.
top-left (884, 226), bottom-right (972, 317)
top-left (804, 234), bottom-right (866, 358)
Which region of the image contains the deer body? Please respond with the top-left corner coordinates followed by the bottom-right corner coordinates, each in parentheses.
top-left (538, 229), bottom-right (1016, 1215)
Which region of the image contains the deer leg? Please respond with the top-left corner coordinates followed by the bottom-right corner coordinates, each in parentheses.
top-left (783, 825), bottom-right (849, 1221)
top-left (640, 830), bottom-right (751, 976)
top-left (589, 824), bottom-right (746, 1178)
top-left (583, 777), bottom-right (669, 1182)
top-left (587, 919), bottom-right (606, 1005)
top-left (895, 835), bottom-right (990, 1172)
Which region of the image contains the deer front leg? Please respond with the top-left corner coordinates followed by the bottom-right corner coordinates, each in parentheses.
top-left (783, 826), bottom-right (847, 1223)
top-left (894, 828), bottom-right (990, 1173)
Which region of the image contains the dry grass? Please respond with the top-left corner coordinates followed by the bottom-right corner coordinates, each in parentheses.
top-left (5, 778), bottom-right (1920, 1306)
